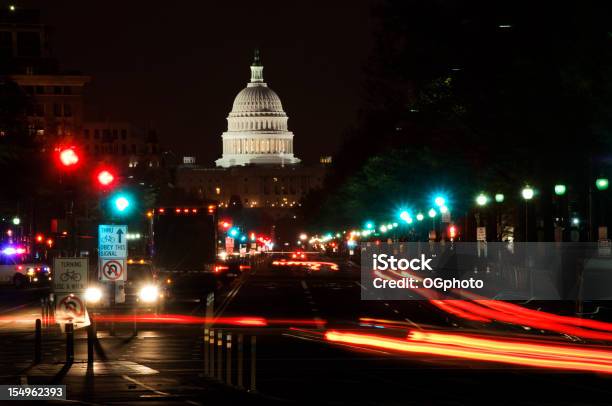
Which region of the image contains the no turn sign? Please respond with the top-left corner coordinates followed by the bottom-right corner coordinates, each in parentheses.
top-left (99, 258), bottom-right (126, 281)
top-left (55, 293), bottom-right (90, 330)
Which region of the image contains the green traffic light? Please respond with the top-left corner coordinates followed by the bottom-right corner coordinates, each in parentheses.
top-left (115, 197), bottom-right (130, 212)
top-left (109, 192), bottom-right (134, 215)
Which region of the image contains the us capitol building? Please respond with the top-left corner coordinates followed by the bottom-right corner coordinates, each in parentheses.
top-left (176, 51), bottom-right (329, 210)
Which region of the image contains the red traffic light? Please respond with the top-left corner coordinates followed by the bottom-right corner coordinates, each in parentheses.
top-left (448, 225), bottom-right (458, 239)
top-left (35, 233), bottom-right (44, 243)
top-left (97, 170), bottom-right (115, 186)
top-left (58, 147), bottom-right (79, 167)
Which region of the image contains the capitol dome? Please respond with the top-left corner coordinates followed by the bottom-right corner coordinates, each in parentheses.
top-left (215, 50), bottom-right (300, 168)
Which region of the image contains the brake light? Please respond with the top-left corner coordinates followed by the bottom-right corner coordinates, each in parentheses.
top-left (239, 265), bottom-right (251, 270)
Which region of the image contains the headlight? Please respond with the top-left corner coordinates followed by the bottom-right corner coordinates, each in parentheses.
top-left (139, 285), bottom-right (159, 303)
top-left (85, 287), bottom-right (103, 303)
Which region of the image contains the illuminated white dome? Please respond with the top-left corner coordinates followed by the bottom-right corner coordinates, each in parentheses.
top-left (216, 50), bottom-right (300, 168)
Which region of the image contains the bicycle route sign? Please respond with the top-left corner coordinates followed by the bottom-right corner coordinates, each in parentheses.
top-left (53, 257), bottom-right (88, 293)
top-left (99, 258), bottom-right (126, 281)
top-left (98, 224), bottom-right (128, 258)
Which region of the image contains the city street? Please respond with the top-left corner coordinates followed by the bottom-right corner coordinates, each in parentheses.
top-left (1, 259), bottom-right (612, 405)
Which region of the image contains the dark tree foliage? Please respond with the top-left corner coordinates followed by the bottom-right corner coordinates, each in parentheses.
top-left (307, 0), bottom-right (612, 229)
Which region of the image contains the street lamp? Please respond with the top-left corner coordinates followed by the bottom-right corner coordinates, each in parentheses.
top-left (428, 208), bottom-right (437, 218)
top-left (596, 178), bottom-right (609, 191)
top-left (475, 193), bottom-right (488, 206)
top-left (554, 184), bottom-right (567, 196)
top-left (440, 205), bottom-right (449, 214)
top-left (416, 213), bottom-right (424, 221)
top-left (522, 185), bottom-right (534, 241)
top-left (495, 193), bottom-right (505, 203)
top-left (434, 196), bottom-right (446, 207)
top-left (11, 217), bottom-right (20, 225)
top-left (521, 186), bottom-right (534, 200)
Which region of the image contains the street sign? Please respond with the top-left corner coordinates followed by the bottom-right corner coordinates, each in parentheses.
top-left (99, 258), bottom-right (126, 281)
top-left (53, 258), bottom-right (88, 293)
top-left (55, 293), bottom-right (90, 330)
top-left (477, 227), bottom-right (487, 242)
top-left (98, 224), bottom-right (128, 258)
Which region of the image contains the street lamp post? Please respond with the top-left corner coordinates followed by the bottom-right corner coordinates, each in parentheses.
top-left (522, 186), bottom-right (534, 241)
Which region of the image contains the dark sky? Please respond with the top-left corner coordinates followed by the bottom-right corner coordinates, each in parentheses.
top-left (20, 0), bottom-right (376, 165)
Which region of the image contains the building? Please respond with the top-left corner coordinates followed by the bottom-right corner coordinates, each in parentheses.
top-left (177, 51), bottom-right (327, 210)
top-left (215, 49), bottom-right (300, 168)
top-left (0, 7), bottom-right (90, 142)
top-left (82, 122), bottom-right (160, 170)
top-left (177, 163), bottom-right (326, 209)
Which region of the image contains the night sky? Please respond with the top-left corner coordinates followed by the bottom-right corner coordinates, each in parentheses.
top-left (19, 0), bottom-right (376, 165)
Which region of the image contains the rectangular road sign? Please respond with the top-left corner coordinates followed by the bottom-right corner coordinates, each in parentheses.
top-left (99, 258), bottom-right (127, 282)
top-left (99, 224), bottom-right (128, 258)
top-left (53, 258), bottom-right (88, 293)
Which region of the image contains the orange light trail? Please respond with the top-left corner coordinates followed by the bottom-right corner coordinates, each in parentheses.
top-left (272, 260), bottom-right (339, 271)
top-left (325, 330), bottom-right (612, 374)
top-left (409, 331), bottom-right (612, 363)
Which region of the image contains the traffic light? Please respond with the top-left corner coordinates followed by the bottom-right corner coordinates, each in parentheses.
top-left (57, 147), bottom-right (79, 168)
top-left (114, 196), bottom-right (130, 212)
top-left (108, 192), bottom-right (134, 216)
top-left (448, 225), bottom-right (458, 239)
top-left (96, 169), bottom-right (115, 187)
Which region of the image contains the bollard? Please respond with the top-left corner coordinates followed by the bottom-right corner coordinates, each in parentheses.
top-left (226, 333), bottom-right (232, 385)
top-left (34, 319), bottom-right (41, 364)
top-left (87, 319), bottom-right (96, 364)
top-left (204, 328), bottom-right (209, 376)
top-left (65, 323), bottom-right (74, 363)
top-left (237, 334), bottom-right (244, 388)
top-left (209, 329), bottom-right (215, 377)
top-left (216, 331), bottom-right (223, 380)
top-left (250, 336), bottom-right (256, 392)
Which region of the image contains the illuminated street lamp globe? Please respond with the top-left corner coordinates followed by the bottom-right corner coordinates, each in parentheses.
top-left (521, 186), bottom-right (534, 200)
top-left (495, 193), bottom-right (505, 203)
top-left (428, 208), bottom-right (437, 218)
top-left (434, 196), bottom-right (445, 207)
top-left (12, 217), bottom-right (20, 225)
top-left (475, 193), bottom-right (488, 206)
top-left (416, 213), bottom-right (424, 221)
top-left (596, 178), bottom-right (609, 191)
top-left (439, 205), bottom-right (449, 214)
top-left (554, 184), bottom-right (567, 196)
